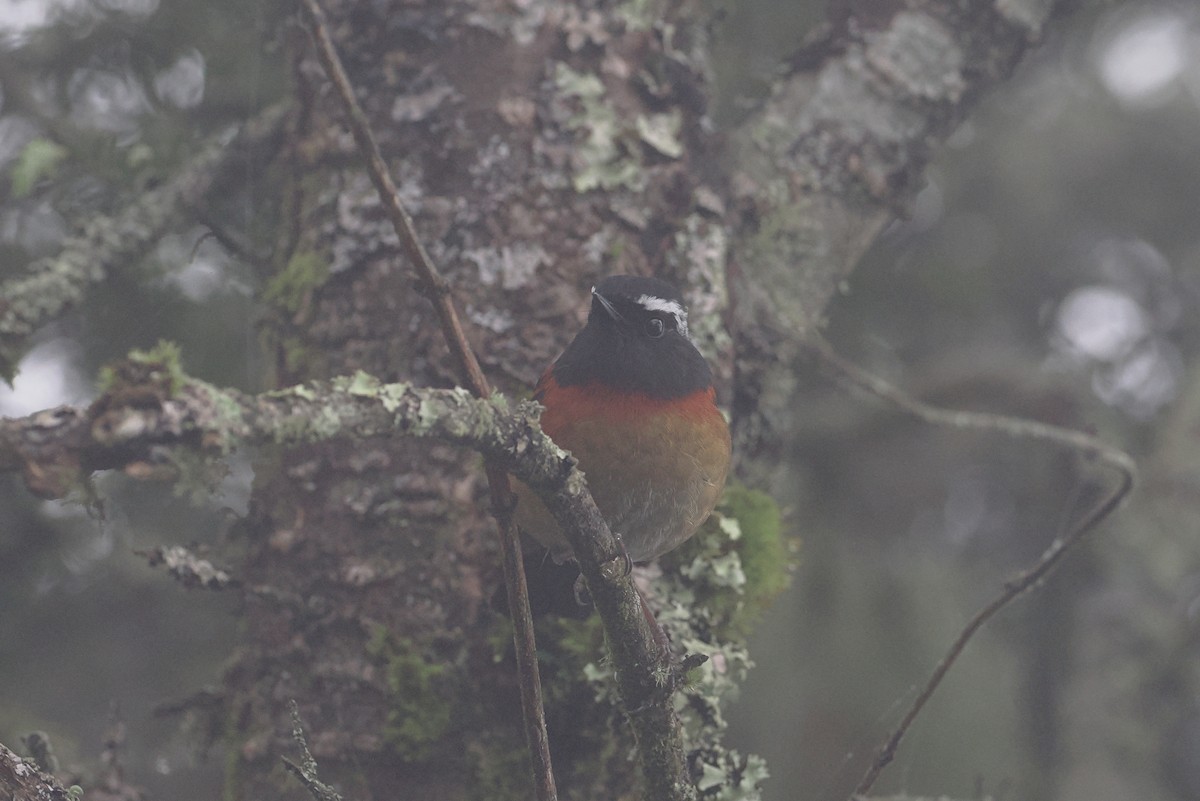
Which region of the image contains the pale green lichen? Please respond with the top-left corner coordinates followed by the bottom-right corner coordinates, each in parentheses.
top-left (651, 484), bottom-right (794, 799)
top-left (667, 485), bottom-right (792, 638)
top-left (308, 403), bottom-right (344, 441)
top-left (420, 388), bottom-right (477, 440)
top-left (636, 110), bottom-right (684, 159)
top-left (97, 339), bottom-right (187, 397)
top-left (554, 64), bottom-right (644, 193)
top-left (413, 397), bottom-right (440, 434)
top-left (262, 381), bottom-right (346, 445)
top-left (487, 391), bottom-right (510, 413)
top-left (682, 549), bottom-right (745, 589)
top-left (719, 514), bottom-right (741, 540)
top-left (133, 340), bottom-right (186, 394)
top-left (379, 382), bottom-right (409, 413)
top-left (271, 412), bottom-right (314, 446)
top-left (187, 379), bottom-right (251, 453)
top-left (334, 369), bottom-right (380, 397)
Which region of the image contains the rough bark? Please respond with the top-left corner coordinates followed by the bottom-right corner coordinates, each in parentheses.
top-left (0, 742), bottom-right (73, 801)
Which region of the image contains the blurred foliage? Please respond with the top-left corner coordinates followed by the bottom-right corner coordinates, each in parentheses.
top-left (8, 138), bottom-right (68, 197)
top-left (0, 1), bottom-right (282, 797)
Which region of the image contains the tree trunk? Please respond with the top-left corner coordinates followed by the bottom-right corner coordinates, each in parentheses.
top-left (230, 1), bottom-right (726, 798)
top-left (204, 1), bottom-right (1072, 798)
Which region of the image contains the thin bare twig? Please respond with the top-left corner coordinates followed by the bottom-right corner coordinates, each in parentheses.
top-left (297, 2), bottom-right (557, 798)
top-left (805, 339), bottom-right (1137, 799)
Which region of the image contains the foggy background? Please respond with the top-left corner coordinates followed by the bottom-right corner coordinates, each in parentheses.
top-left (2, 1), bottom-right (1199, 799)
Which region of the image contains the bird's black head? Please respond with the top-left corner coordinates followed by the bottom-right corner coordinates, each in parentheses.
top-left (551, 275), bottom-right (713, 399)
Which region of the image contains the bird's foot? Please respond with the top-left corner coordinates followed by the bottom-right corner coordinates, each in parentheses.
top-left (599, 532), bottom-right (633, 581)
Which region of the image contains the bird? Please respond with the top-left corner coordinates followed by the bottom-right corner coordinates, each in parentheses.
top-left (515, 274), bottom-right (731, 569)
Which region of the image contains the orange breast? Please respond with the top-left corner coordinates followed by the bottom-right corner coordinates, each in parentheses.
top-left (515, 373), bottom-right (731, 563)
top-left (538, 376), bottom-right (724, 434)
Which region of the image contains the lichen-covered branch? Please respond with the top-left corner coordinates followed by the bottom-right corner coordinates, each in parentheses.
top-left (733, 0), bottom-right (1066, 332)
top-left (282, 701), bottom-right (344, 801)
top-left (0, 373), bottom-right (551, 497)
top-left (729, 0), bottom-right (1074, 469)
top-left (0, 740), bottom-right (74, 801)
top-left (0, 103), bottom-right (287, 379)
top-left (0, 363), bottom-right (693, 800)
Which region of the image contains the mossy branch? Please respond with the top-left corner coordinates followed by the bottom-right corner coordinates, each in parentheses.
top-left (0, 360), bottom-right (694, 800)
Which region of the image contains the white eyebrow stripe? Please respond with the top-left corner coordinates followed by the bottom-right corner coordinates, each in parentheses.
top-left (635, 294), bottom-right (688, 336)
top-left (636, 294), bottom-right (686, 318)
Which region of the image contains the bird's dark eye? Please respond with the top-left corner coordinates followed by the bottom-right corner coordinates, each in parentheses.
top-left (646, 317), bottom-right (665, 338)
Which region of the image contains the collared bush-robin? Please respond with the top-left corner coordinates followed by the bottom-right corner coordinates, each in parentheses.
top-left (516, 274), bottom-right (731, 568)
